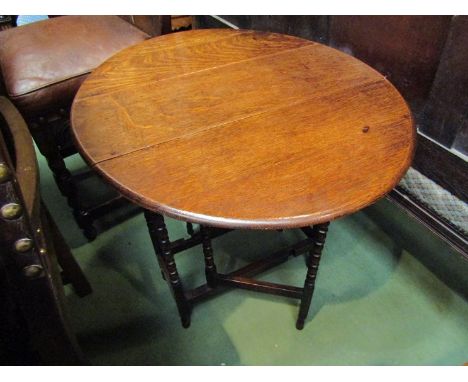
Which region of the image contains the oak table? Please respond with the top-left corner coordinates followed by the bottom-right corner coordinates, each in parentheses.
top-left (71, 29), bottom-right (415, 330)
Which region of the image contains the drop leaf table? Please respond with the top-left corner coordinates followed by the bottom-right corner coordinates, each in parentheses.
top-left (71, 29), bottom-right (414, 329)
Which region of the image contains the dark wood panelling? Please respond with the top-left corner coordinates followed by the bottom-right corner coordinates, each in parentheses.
top-left (420, 16), bottom-right (468, 154)
top-left (329, 16), bottom-right (452, 114)
top-left (412, 134), bottom-right (467, 202)
top-left (220, 16), bottom-right (329, 43)
top-left (193, 15), bottom-right (230, 29)
top-left (119, 15), bottom-right (171, 36)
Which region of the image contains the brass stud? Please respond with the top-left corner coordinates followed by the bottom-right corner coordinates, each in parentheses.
top-left (0, 163), bottom-right (10, 183)
top-left (39, 248), bottom-right (47, 255)
top-left (23, 264), bottom-right (44, 279)
top-left (14, 238), bottom-right (33, 253)
top-left (1, 203), bottom-right (22, 220)
top-left (36, 228), bottom-right (41, 234)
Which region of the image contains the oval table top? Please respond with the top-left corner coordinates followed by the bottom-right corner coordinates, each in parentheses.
top-left (71, 29), bottom-right (415, 229)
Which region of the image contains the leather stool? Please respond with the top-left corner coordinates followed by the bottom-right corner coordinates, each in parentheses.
top-left (0, 16), bottom-right (150, 239)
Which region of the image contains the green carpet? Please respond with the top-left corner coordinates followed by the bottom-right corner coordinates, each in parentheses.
top-left (38, 150), bottom-right (468, 365)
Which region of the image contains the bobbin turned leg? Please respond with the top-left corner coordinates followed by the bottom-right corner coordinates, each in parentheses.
top-left (31, 122), bottom-right (97, 241)
top-left (186, 222), bottom-right (195, 236)
top-left (296, 222), bottom-right (329, 330)
top-left (31, 122), bottom-right (74, 200)
top-left (144, 210), bottom-right (191, 328)
top-left (200, 225), bottom-right (218, 288)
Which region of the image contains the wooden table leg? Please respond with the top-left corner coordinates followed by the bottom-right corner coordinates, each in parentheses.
top-left (201, 225), bottom-right (218, 288)
top-left (296, 222), bottom-right (329, 330)
top-left (143, 214), bottom-right (329, 330)
top-left (144, 210), bottom-right (192, 328)
top-left (186, 222), bottom-right (195, 236)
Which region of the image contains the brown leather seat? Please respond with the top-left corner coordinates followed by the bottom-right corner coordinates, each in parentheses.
top-left (0, 16), bottom-right (149, 119)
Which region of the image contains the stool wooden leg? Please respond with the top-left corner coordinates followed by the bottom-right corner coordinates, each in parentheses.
top-left (186, 222), bottom-right (195, 236)
top-left (144, 210), bottom-right (191, 328)
top-left (31, 123), bottom-right (97, 240)
top-left (200, 226), bottom-right (218, 288)
top-left (31, 125), bottom-right (74, 199)
top-left (296, 222), bottom-right (329, 330)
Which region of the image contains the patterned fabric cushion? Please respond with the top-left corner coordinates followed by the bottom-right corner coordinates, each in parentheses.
top-left (398, 167), bottom-right (468, 236)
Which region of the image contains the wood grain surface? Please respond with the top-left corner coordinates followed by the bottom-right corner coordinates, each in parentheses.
top-left (71, 29), bottom-right (415, 229)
